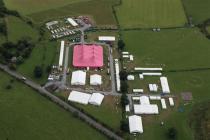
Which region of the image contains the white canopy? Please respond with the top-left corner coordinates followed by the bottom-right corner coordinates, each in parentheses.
top-left (59, 41), bottom-right (65, 67)
top-left (134, 67), bottom-right (163, 71)
top-left (127, 75), bottom-right (135, 80)
top-left (71, 70), bottom-right (86, 85)
top-left (68, 91), bottom-right (91, 105)
top-left (140, 96), bottom-right (150, 105)
top-left (161, 98), bottom-right (167, 109)
top-left (134, 104), bottom-right (159, 114)
top-left (90, 74), bottom-right (102, 85)
top-left (160, 77), bottom-right (170, 93)
top-left (89, 93), bottom-right (104, 106)
top-left (129, 115), bottom-right (143, 134)
top-left (169, 97), bottom-right (175, 106)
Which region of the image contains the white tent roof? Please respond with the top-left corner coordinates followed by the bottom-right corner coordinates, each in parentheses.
top-left (68, 91), bottom-right (91, 105)
top-left (125, 105), bottom-right (130, 112)
top-left (169, 97), bottom-right (174, 106)
top-left (140, 96), bottom-right (150, 105)
top-left (88, 93), bottom-right (104, 106)
top-left (134, 67), bottom-right (163, 71)
top-left (129, 115), bottom-right (143, 133)
top-left (160, 77), bottom-right (170, 93)
top-left (133, 89), bottom-right (144, 93)
top-left (59, 41), bottom-right (65, 67)
top-left (98, 36), bottom-right (115, 41)
top-left (71, 70), bottom-right (86, 85)
top-left (149, 95), bottom-right (161, 100)
top-left (67, 18), bottom-right (78, 26)
top-left (134, 104), bottom-right (159, 114)
top-left (90, 74), bottom-right (102, 85)
top-left (161, 98), bottom-right (167, 109)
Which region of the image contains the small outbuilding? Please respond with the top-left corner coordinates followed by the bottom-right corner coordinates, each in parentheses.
top-left (129, 115), bottom-right (143, 134)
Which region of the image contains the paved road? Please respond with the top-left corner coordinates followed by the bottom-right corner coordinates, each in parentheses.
top-left (0, 64), bottom-right (123, 140)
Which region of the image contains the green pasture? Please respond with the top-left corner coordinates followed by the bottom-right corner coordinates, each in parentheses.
top-left (116, 0), bottom-right (187, 28)
top-left (183, 0), bottom-right (210, 24)
top-left (0, 71), bottom-right (107, 140)
top-left (4, 0), bottom-right (91, 15)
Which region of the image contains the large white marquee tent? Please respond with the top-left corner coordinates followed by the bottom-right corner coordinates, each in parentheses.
top-left (90, 74), bottom-right (102, 85)
top-left (71, 70), bottom-right (86, 85)
top-left (129, 115), bottom-right (143, 134)
top-left (68, 91), bottom-right (91, 105)
top-left (88, 93), bottom-right (104, 106)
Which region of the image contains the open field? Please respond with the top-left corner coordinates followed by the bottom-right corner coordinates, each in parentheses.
top-left (6, 16), bottom-right (39, 42)
top-left (18, 40), bottom-right (59, 85)
top-left (4, 0), bottom-right (91, 15)
top-left (116, 0), bottom-right (187, 28)
top-left (122, 28), bottom-right (210, 70)
top-left (28, 0), bottom-right (118, 26)
top-left (207, 26), bottom-right (210, 33)
top-left (183, 0), bottom-right (210, 24)
top-left (0, 71), bottom-right (107, 140)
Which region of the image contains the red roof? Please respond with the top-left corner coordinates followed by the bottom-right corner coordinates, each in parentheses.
top-left (73, 45), bottom-right (103, 68)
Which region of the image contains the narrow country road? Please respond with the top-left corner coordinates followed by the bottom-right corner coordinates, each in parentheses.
top-left (0, 64), bottom-right (123, 140)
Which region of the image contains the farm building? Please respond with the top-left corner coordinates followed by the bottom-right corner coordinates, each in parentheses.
top-left (68, 91), bottom-right (91, 105)
top-left (129, 115), bottom-right (143, 134)
top-left (98, 36), bottom-right (115, 42)
top-left (73, 45), bottom-right (103, 68)
top-left (71, 70), bottom-right (86, 85)
top-left (88, 93), bottom-right (104, 106)
top-left (90, 74), bottom-right (102, 85)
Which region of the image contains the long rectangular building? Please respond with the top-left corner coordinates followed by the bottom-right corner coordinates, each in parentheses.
top-left (160, 77), bottom-right (170, 93)
top-left (59, 41), bottom-right (65, 67)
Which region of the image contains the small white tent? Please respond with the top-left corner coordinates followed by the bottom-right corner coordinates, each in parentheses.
top-left (129, 115), bottom-right (143, 134)
top-left (88, 93), bottom-right (104, 106)
top-left (90, 74), bottom-right (102, 85)
top-left (71, 70), bottom-right (86, 85)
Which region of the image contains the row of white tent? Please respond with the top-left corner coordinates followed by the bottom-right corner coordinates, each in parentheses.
top-left (68, 91), bottom-right (104, 106)
top-left (71, 71), bottom-right (102, 86)
top-left (122, 52), bottom-right (134, 61)
top-left (67, 18), bottom-right (78, 27)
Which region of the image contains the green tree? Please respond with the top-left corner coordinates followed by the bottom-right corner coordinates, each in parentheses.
top-left (167, 127), bottom-right (177, 140)
top-left (34, 66), bottom-right (43, 78)
top-left (118, 40), bottom-right (125, 50)
top-left (120, 81), bottom-right (129, 93)
top-left (119, 70), bottom-right (128, 81)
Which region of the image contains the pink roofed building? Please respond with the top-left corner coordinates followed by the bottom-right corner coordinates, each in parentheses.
top-left (73, 44), bottom-right (103, 68)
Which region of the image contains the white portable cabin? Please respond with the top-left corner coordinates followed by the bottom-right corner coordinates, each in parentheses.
top-left (133, 89), bottom-right (144, 93)
top-left (68, 91), bottom-right (91, 105)
top-left (149, 95), bottom-right (161, 100)
top-left (139, 74), bottom-right (144, 80)
top-left (71, 70), bottom-right (86, 85)
top-left (122, 52), bottom-right (129, 55)
top-left (160, 77), bottom-right (170, 93)
top-left (134, 104), bottom-right (159, 114)
top-left (149, 84), bottom-right (158, 92)
top-left (169, 97), bottom-right (175, 106)
top-left (127, 75), bottom-right (135, 80)
top-left (129, 115), bottom-right (143, 134)
top-left (161, 98), bottom-right (167, 109)
top-left (130, 55), bottom-right (134, 61)
top-left (98, 36), bottom-right (116, 42)
top-left (59, 41), bottom-right (65, 67)
top-left (125, 105), bottom-right (130, 112)
top-left (122, 55), bottom-right (129, 58)
top-left (134, 67), bottom-right (163, 71)
top-left (142, 73), bottom-right (162, 76)
top-left (132, 96), bottom-right (140, 101)
top-left (88, 93), bottom-right (104, 106)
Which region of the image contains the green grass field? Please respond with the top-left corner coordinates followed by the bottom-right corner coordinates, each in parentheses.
top-left (183, 0), bottom-right (210, 24)
top-left (122, 28), bottom-right (210, 70)
top-left (207, 26), bottom-right (210, 33)
top-left (0, 71), bottom-right (107, 140)
top-left (6, 16), bottom-right (39, 42)
top-left (116, 0), bottom-right (187, 28)
top-left (122, 28), bottom-right (210, 140)
top-left (28, 0), bottom-right (118, 26)
top-left (4, 0), bottom-right (91, 15)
